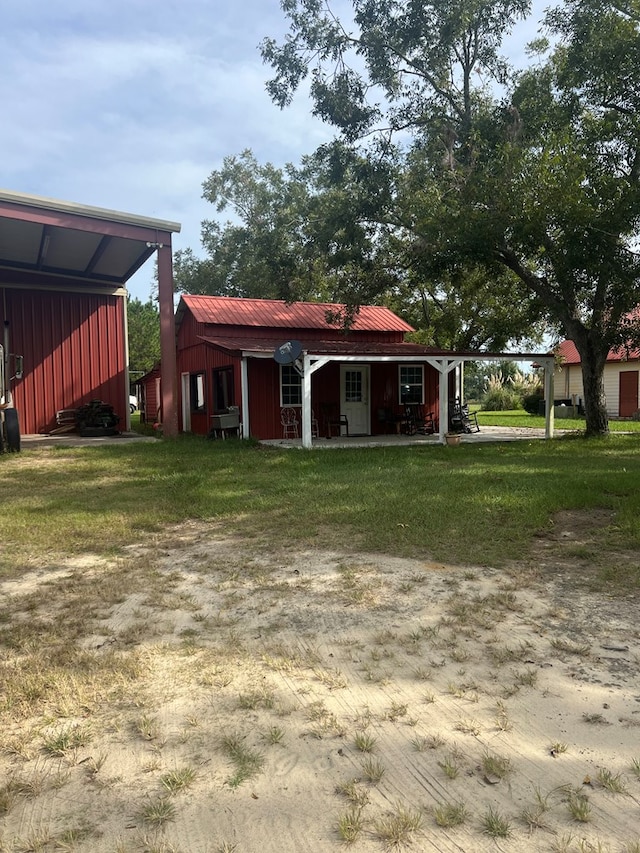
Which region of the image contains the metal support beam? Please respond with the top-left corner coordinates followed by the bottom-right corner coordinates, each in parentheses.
top-left (157, 242), bottom-right (178, 438)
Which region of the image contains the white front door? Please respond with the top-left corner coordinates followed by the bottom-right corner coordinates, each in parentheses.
top-left (340, 365), bottom-right (370, 435)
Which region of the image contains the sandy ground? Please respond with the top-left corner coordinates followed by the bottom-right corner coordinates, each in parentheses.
top-left (1, 517), bottom-right (639, 853)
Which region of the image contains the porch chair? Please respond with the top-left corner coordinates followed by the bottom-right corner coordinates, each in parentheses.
top-left (404, 403), bottom-right (435, 435)
top-left (320, 403), bottom-right (349, 438)
top-left (377, 407), bottom-right (395, 434)
top-left (280, 406), bottom-right (299, 439)
top-left (449, 398), bottom-right (480, 433)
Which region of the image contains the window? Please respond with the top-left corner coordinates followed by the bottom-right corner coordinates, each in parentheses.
top-left (213, 366), bottom-right (235, 412)
top-left (190, 373), bottom-right (206, 412)
top-left (280, 364), bottom-right (302, 406)
top-left (344, 369), bottom-right (363, 402)
top-left (399, 365), bottom-right (423, 404)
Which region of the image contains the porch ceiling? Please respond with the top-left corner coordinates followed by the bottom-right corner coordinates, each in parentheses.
top-left (0, 189), bottom-right (180, 288)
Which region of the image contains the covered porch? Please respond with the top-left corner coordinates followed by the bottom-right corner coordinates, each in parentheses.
top-left (292, 350), bottom-right (556, 448)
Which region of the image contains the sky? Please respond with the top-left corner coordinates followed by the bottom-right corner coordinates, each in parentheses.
top-left (1, 0), bottom-right (544, 302)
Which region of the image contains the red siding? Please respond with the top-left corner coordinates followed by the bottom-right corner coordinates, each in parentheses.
top-left (3, 287), bottom-right (126, 434)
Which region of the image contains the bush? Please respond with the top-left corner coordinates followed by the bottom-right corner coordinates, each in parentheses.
top-left (482, 385), bottom-right (522, 411)
top-left (481, 369), bottom-right (543, 412)
top-left (522, 391), bottom-right (544, 415)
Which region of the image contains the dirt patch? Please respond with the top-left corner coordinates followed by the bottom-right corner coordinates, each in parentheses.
top-left (1, 519), bottom-right (640, 852)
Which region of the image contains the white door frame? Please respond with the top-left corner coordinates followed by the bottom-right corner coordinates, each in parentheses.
top-left (181, 372), bottom-right (191, 432)
top-left (340, 364), bottom-right (370, 435)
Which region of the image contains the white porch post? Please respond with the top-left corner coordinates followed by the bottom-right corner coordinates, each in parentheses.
top-left (301, 355), bottom-right (313, 449)
top-left (439, 366), bottom-right (449, 444)
top-left (241, 357), bottom-right (250, 439)
top-left (544, 357), bottom-right (555, 439)
top-left (428, 358), bottom-right (461, 444)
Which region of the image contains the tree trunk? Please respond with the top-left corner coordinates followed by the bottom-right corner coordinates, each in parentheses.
top-left (576, 336), bottom-right (610, 436)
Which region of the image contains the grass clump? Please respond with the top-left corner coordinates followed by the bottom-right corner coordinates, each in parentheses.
top-left (337, 807), bottom-right (365, 844)
top-left (373, 803), bottom-right (423, 847)
top-left (137, 797), bottom-right (177, 827)
top-left (354, 732), bottom-right (376, 753)
top-left (160, 766), bottom-right (197, 794)
top-left (481, 807), bottom-right (511, 838)
top-left (361, 757), bottom-right (385, 784)
top-left (220, 732), bottom-right (264, 789)
top-left (433, 801), bottom-right (467, 828)
top-left (596, 768), bottom-right (629, 794)
top-left (566, 790), bottom-right (591, 822)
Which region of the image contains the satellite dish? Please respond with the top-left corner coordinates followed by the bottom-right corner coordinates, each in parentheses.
top-left (273, 340), bottom-right (303, 365)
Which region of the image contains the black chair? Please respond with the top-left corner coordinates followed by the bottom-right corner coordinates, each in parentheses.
top-left (321, 403), bottom-right (349, 438)
top-left (405, 403), bottom-right (435, 435)
top-left (449, 398), bottom-right (479, 433)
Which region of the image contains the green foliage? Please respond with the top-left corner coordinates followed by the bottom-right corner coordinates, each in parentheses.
top-left (127, 297), bottom-right (160, 377)
top-left (481, 367), bottom-right (540, 411)
top-left (260, 0), bottom-right (640, 436)
top-left (522, 390), bottom-right (544, 415)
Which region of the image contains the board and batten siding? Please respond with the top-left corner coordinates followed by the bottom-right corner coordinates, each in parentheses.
top-left (556, 361), bottom-right (640, 417)
top-left (4, 287), bottom-right (126, 434)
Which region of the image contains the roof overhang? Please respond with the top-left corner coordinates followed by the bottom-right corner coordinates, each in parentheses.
top-left (198, 334), bottom-right (552, 365)
top-left (0, 189), bottom-right (181, 289)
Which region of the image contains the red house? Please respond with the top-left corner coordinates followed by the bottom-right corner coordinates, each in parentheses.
top-left (143, 294), bottom-right (556, 446)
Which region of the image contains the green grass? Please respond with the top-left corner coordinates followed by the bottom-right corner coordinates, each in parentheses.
top-left (476, 409), bottom-right (640, 432)
top-left (1, 433), bottom-right (639, 590)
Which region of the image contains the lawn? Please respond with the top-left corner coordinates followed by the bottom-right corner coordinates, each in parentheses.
top-left (1, 432), bottom-right (639, 588)
top-left (476, 408), bottom-right (640, 433)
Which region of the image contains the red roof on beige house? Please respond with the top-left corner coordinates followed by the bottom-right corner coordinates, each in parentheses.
top-left (556, 339), bottom-right (640, 364)
top-left (178, 294), bottom-right (414, 334)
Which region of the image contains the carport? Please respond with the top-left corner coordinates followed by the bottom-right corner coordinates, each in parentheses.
top-left (0, 190), bottom-right (181, 438)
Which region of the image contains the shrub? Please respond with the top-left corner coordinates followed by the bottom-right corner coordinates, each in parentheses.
top-left (522, 391), bottom-right (544, 415)
top-left (482, 369), bottom-right (542, 412)
top-left (482, 372), bottom-right (522, 411)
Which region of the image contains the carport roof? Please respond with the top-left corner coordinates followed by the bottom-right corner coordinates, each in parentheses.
top-left (0, 189), bottom-right (181, 288)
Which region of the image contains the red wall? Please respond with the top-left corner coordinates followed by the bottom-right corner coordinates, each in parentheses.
top-left (3, 287), bottom-right (127, 435)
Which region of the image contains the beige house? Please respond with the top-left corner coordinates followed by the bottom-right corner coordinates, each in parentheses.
top-left (555, 339), bottom-right (640, 418)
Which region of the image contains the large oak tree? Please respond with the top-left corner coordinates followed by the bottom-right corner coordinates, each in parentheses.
top-left (261, 0), bottom-right (640, 434)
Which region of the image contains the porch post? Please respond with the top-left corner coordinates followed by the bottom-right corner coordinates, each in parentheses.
top-left (157, 242), bottom-right (178, 438)
top-left (439, 365), bottom-right (449, 444)
top-left (241, 357), bottom-right (250, 438)
top-left (302, 355), bottom-right (312, 449)
top-left (544, 358), bottom-right (555, 439)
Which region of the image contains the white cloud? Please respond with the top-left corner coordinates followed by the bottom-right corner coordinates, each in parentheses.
top-left (1, 0), bottom-right (544, 301)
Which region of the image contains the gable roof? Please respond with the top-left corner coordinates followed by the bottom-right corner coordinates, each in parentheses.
top-left (177, 294), bottom-right (414, 334)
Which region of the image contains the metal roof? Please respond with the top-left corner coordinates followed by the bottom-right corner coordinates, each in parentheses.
top-left (0, 189), bottom-right (181, 287)
top-left (180, 294), bottom-right (415, 333)
top-left (556, 338), bottom-right (640, 364)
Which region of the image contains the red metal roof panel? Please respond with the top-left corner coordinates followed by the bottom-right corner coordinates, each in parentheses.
top-left (181, 294), bottom-right (414, 333)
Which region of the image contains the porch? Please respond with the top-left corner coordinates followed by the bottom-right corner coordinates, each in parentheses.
top-left (260, 424), bottom-right (551, 449)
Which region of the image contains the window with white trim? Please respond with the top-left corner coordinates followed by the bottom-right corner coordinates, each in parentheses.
top-left (399, 365), bottom-right (423, 404)
top-left (280, 364), bottom-right (302, 406)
